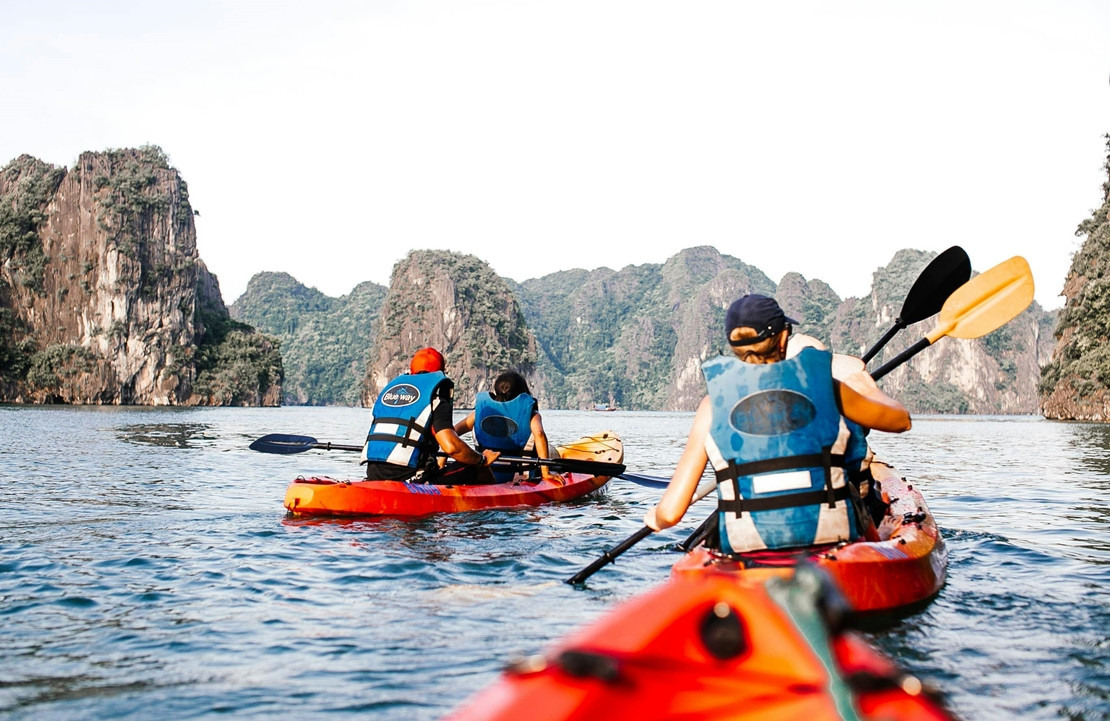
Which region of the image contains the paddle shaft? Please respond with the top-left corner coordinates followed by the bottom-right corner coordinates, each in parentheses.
top-left (309, 441), bottom-right (363, 452)
top-left (249, 433), bottom-right (624, 476)
top-left (565, 481), bottom-right (717, 585)
top-left (565, 527), bottom-right (654, 584)
top-left (870, 337), bottom-right (929, 380)
top-left (860, 321), bottom-right (904, 364)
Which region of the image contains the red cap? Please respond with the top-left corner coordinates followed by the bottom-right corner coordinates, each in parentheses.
top-left (410, 347), bottom-right (445, 374)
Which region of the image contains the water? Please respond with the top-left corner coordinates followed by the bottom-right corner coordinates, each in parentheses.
top-left (1, 407), bottom-right (1108, 720)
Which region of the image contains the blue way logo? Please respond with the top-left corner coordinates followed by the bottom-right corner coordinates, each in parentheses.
top-left (382, 384), bottom-right (420, 407)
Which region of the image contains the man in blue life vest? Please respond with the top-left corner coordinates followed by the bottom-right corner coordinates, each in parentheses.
top-left (643, 295), bottom-right (911, 553)
top-left (362, 347), bottom-right (499, 483)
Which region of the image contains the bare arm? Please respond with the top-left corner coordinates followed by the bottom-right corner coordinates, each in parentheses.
top-left (529, 412), bottom-right (560, 479)
top-left (453, 411), bottom-right (475, 436)
top-left (835, 375), bottom-right (912, 433)
top-left (644, 396), bottom-right (712, 531)
top-left (434, 427), bottom-right (499, 466)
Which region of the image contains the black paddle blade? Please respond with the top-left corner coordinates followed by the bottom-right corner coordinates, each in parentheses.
top-left (249, 434), bottom-right (320, 454)
top-left (861, 246), bottom-right (971, 363)
top-left (899, 245), bottom-right (972, 325)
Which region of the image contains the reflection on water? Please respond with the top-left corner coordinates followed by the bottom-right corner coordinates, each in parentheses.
top-left (0, 409), bottom-right (1108, 720)
top-left (116, 423), bottom-right (217, 448)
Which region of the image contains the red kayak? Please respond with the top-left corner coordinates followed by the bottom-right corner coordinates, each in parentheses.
top-left (282, 432), bottom-right (622, 518)
top-left (672, 460), bottom-right (947, 614)
top-left (447, 568), bottom-right (956, 721)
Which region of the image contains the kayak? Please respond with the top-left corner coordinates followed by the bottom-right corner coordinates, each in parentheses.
top-left (446, 567), bottom-right (956, 721)
top-left (282, 431), bottom-right (622, 518)
top-left (672, 460), bottom-right (947, 614)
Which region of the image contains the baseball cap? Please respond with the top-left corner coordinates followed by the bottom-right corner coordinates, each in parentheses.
top-left (410, 347), bottom-right (445, 373)
top-left (725, 295), bottom-right (797, 347)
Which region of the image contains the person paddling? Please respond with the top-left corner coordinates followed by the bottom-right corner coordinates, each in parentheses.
top-left (454, 371), bottom-right (562, 484)
top-left (362, 347), bottom-right (499, 484)
top-left (643, 295), bottom-right (911, 553)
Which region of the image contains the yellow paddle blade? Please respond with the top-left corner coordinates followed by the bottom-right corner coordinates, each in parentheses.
top-left (926, 256), bottom-right (1034, 342)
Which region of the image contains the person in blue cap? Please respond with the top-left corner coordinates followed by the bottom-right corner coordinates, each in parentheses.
top-left (643, 294), bottom-right (911, 553)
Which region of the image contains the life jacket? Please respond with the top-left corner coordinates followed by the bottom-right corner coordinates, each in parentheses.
top-left (474, 392), bottom-right (536, 452)
top-left (362, 371), bottom-right (449, 469)
top-left (702, 348), bottom-right (859, 554)
top-left (474, 392), bottom-right (537, 483)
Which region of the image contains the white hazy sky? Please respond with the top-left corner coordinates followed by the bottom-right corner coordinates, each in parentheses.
top-left (2, 1), bottom-right (1108, 310)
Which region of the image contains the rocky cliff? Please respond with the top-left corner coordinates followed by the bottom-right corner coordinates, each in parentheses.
top-left (363, 250), bottom-right (537, 407)
top-left (516, 246), bottom-right (777, 410)
top-left (1041, 135), bottom-right (1110, 420)
top-left (231, 272), bottom-right (386, 405)
top-left (0, 147), bottom-right (282, 405)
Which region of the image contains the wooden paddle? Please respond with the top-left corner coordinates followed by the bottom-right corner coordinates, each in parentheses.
top-left (861, 245), bottom-right (971, 363)
top-left (566, 255), bottom-right (1035, 585)
top-left (249, 433), bottom-right (627, 477)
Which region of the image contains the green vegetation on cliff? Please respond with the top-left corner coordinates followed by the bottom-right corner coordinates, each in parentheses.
top-left (0, 155), bottom-right (67, 294)
top-left (231, 272), bottom-right (386, 405)
top-left (518, 247), bottom-right (776, 409)
top-left (192, 304), bottom-right (284, 406)
top-left (1041, 135), bottom-right (1110, 403)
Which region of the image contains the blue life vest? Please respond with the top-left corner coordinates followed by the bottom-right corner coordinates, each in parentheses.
top-left (702, 348), bottom-right (859, 553)
top-left (474, 392), bottom-right (536, 483)
top-left (474, 392), bottom-right (536, 452)
top-left (362, 371), bottom-right (449, 468)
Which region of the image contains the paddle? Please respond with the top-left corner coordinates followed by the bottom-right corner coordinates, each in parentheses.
top-left (249, 433), bottom-right (627, 477)
top-left (860, 246), bottom-right (971, 363)
top-left (871, 255), bottom-right (1034, 381)
top-left (566, 255), bottom-right (1035, 585)
top-left (617, 472), bottom-right (672, 488)
top-left (565, 480), bottom-right (718, 585)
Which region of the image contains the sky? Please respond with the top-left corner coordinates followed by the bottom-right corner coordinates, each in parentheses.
top-left (2, 0), bottom-right (1108, 310)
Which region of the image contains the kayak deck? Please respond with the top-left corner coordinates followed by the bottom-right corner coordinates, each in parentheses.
top-left (447, 570), bottom-right (955, 721)
top-left (672, 461), bottom-right (947, 614)
top-left (282, 431), bottom-right (623, 518)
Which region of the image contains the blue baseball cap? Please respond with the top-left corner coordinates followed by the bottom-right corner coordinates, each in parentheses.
top-left (725, 295), bottom-right (797, 347)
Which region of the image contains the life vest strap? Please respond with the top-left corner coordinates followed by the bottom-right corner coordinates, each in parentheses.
top-left (717, 484), bottom-right (852, 516)
top-left (714, 452), bottom-right (846, 483)
top-left (365, 415), bottom-right (430, 449)
top-left (717, 447), bottom-right (849, 517)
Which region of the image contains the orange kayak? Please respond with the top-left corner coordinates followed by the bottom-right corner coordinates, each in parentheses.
top-left (282, 432), bottom-right (622, 518)
top-left (672, 461), bottom-right (947, 614)
top-left (447, 568), bottom-right (956, 721)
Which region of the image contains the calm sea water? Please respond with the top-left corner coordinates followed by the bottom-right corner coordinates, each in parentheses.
top-left (1, 407), bottom-right (1108, 720)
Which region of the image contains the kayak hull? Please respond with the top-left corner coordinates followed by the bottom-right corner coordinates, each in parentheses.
top-left (672, 461), bottom-right (947, 614)
top-left (282, 431), bottom-right (622, 518)
top-left (447, 571), bottom-right (955, 721)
